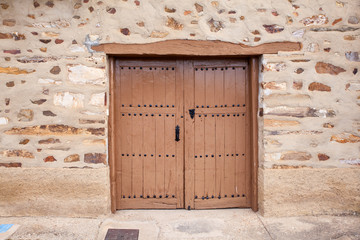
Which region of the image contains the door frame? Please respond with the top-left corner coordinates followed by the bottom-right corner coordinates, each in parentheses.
top-left (102, 40), bottom-right (289, 213)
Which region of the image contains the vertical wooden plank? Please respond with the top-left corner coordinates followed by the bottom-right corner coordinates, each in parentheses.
top-left (235, 67), bottom-right (246, 107)
top-left (215, 114), bottom-right (225, 198)
top-left (250, 57), bottom-right (259, 211)
top-left (155, 114), bottom-right (165, 197)
top-left (121, 67), bottom-right (132, 107)
top-left (154, 68), bottom-right (166, 107)
top-left (204, 114), bottom-right (216, 198)
top-left (194, 114), bottom-right (205, 199)
top-left (235, 113), bottom-right (246, 197)
top-left (224, 67), bottom-right (236, 108)
top-left (184, 60), bottom-right (195, 209)
top-left (166, 66), bottom-right (176, 108)
top-left (121, 113), bottom-right (132, 198)
top-left (132, 113), bottom-right (143, 198)
top-left (132, 67), bottom-right (143, 107)
top-left (164, 113), bottom-right (176, 198)
top-left (175, 60), bottom-right (184, 207)
top-left (194, 67), bottom-right (205, 108)
top-left (143, 68), bottom-right (156, 198)
top-left (214, 68), bottom-right (224, 108)
top-left (205, 68), bottom-right (215, 108)
top-left (109, 57), bottom-right (117, 212)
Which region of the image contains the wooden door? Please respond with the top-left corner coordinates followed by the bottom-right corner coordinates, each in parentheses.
top-left (113, 59), bottom-right (184, 209)
top-left (184, 60), bottom-right (251, 209)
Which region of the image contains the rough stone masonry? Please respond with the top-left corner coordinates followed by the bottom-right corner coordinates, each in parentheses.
top-left (0, 0), bottom-right (359, 217)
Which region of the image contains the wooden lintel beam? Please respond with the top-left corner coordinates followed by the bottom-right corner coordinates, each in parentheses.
top-left (92, 40), bottom-right (302, 56)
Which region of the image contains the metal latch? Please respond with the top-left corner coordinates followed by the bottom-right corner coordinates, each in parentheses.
top-left (189, 109), bottom-right (195, 119)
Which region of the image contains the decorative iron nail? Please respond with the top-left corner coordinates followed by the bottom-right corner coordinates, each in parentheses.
top-left (127, 154), bottom-right (129, 156)
top-left (227, 114), bottom-right (230, 116)
top-left (144, 154), bottom-right (147, 157)
top-left (201, 105), bottom-right (204, 108)
top-left (233, 114), bottom-right (235, 117)
top-left (222, 114), bottom-right (225, 117)
top-left (225, 104), bottom-right (227, 107)
top-left (242, 113), bottom-right (245, 116)
top-left (205, 68), bottom-right (208, 70)
top-left (128, 113), bottom-right (131, 116)
top-left (155, 104), bottom-right (158, 107)
top-left (166, 195), bottom-right (169, 198)
top-left (172, 155), bottom-right (175, 157)
top-left (237, 194), bottom-right (240, 197)
top-left (219, 155), bottom-right (221, 157)
top-left (236, 154), bottom-right (239, 156)
top-left (237, 104), bottom-right (240, 107)
top-left (201, 68), bottom-right (203, 71)
top-left (195, 195), bottom-right (198, 199)
top-left (160, 105), bottom-right (163, 107)
top-left (172, 67), bottom-right (175, 70)
top-left (199, 114), bottom-right (201, 117)
top-left (140, 195), bottom-right (143, 198)
top-left (122, 154), bottom-right (124, 156)
top-left (195, 68), bottom-right (198, 71)
top-left (123, 195), bottom-right (125, 198)
top-left (159, 114), bottom-right (161, 116)
top-left (151, 114), bottom-right (154, 116)
top-left (243, 67), bottom-right (245, 70)
top-left (212, 114), bottom-right (214, 117)
top-left (140, 67), bottom-right (142, 69)
top-left (155, 68), bottom-right (157, 70)
top-left (212, 195), bottom-right (214, 198)
top-left (211, 155), bottom-right (214, 157)
top-left (172, 114), bottom-right (175, 117)
top-left (200, 155), bottom-right (202, 158)
top-left (151, 154), bottom-right (154, 157)
top-left (128, 67), bottom-right (131, 69)
top-left (167, 105), bottom-right (169, 107)
top-left (149, 105), bottom-right (152, 107)
top-left (153, 195), bottom-right (156, 198)
top-left (181, 116), bottom-right (183, 118)
top-left (227, 154), bottom-right (229, 156)
top-left (237, 114), bottom-right (239, 116)
top-left (133, 67), bottom-right (136, 69)
top-left (218, 196), bottom-right (221, 199)
top-left (172, 105), bottom-right (174, 107)
top-left (231, 195), bottom-right (234, 198)
top-left (172, 195), bottom-right (175, 198)
top-left (205, 114), bottom-right (207, 117)
top-left (242, 153), bottom-right (245, 156)
top-left (217, 114), bottom-right (219, 117)
top-left (225, 195), bottom-right (227, 197)
top-left (225, 67), bottom-right (228, 70)
top-left (166, 154), bottom-right (169, 157)
top-left (243, 104), bottom-right (245, 107)
top-left (147, 195), bottom-right (150, 198)
top-left (146, 114), bottom-right (148, 116)
top-left (121, 67), bottom-right (124, 69)
top-left (150, 67), bottom-right (152, 70)
top-left (122, 114), bottom-right (124, 116)
top-left (130, 104), bottom-right (132, 107)
top-left (134, 195), bottom-right (136, 198)
top-left (221, 68), bottom-right (224, 70)
top-left (162, 68), bottom-right (164, 70)
top-left (138, 104), bottom-right (140, 107)
top-left (196, 105), bottom-right (199, 108)
top-left (242, 194), bottom-right (245, 197)
top-left (221, 105), bottom-right (223, 107)
top-left (132, 154), bottom-right (135, 156)
top-left (207, 105), bottom-right (209, 108)
top-left (159, 195), bottom-right (162, 198)
top-left (215, 105), bottom-right (218, 107)
top-left (134, 114), bottom-right (137, 116)
top-left (139, 154), bottom-right (141, 156)
top-left (232, 104), bottom-right (235, 107)
top-left (140, 113), bottom-right (142, 116)
top-left (232, 154), bottom-right (234, 156)
top-left (232, 67), bottom-right (235, 70)
top-left (128, 196), bottom-right (131, 198)
top-left (159, 155), bottom-right (161, 157)
top-left (144, 104), bottom-right (147, 107)
top-left (206, 155), bottom-right (208, 157)
top-left (202, 196), bottom-right (205, 200)
top-left (122, 104), bottom-right (124, 107)
top-left (166, 67), bottom-right (169, 70)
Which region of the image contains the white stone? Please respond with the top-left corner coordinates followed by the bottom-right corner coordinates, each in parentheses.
top-left (38, 78), bottom-right (62, 85)
top-left (264, 62), bottom-right (286, 72)
top-left (69, 45), bottom-right (86, 53)
top-left (292, 29), bottom-right (305, 38)
top-left (80, 110), bottom-right (104, 115)
top-left (67, 65), bottom-right (105, 85)
top-left (89, 92), bottom-right (105, 107)
top-left (54, 92), bottom-right (84, 108)
top-left (264, 152), bottom-right (281, 161)
top-left (0, 117), bottom-right (9, 125)
top-left (306, 43), bottom-right (319, 53)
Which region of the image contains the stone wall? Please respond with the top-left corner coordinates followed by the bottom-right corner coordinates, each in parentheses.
top-left (0, 0), bottom-right (359, 217)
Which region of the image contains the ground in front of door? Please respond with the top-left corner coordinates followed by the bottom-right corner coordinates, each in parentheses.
top-left (1, 209), bottom-right (359, 240)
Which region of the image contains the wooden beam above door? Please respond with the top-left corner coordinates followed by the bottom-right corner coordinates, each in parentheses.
top-left (92, 40), bottom-right (301, 56)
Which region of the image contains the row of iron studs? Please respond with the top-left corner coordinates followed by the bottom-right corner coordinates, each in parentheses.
top-left (195, 153), bottom-right (245, 158)
top-left (122, 194), bottom-right (175, 199)
top-left (195, 67), bottom-right (246, 71)
top-left (121, 113), bottom-right (175, 117)
top-left (121, 67), bottom-right (175, 70)
top-left (121, 154), bottom-right (175, 157)
top-left (195, 194), bottom-right (246, 200)
top-left (121, 104), bottom-right (175, 107)
top-left (196, 104), bottom-right (245, 108)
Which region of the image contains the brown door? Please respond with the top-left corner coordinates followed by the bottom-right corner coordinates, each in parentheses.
top-left (113, 58), bottom-right (250, 210)
top-left (113, 59), bottom-right (184, 209)
top-left (184, 60), bottom-right (251, 209)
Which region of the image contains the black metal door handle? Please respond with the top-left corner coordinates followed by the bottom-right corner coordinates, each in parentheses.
top-left (175, 125), bottom-right (180, 142)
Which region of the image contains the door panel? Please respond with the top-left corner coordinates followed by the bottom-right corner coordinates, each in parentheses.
top-left (114, 58), bottom-right (250, 210)
top-left (114, 60), bottom-right (184, 209)
top-left (184, 60), bottom-right (251, 209)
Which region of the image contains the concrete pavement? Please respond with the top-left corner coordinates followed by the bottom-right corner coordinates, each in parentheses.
top-left (1, 209), bottom-right (359, 240)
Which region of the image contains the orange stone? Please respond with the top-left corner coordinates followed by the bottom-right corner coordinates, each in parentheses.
top-left (0, 67), bottom-right (35, 75)
top-left (315, 62), bottom-right (345, 75)
top-left (64, 154), bottom-right (80, 162)
top-left (264, 119), bottom-right (300, 127)
top-left (308, 82), bottom-right (331, 92)
top-left (330, 133), bottom-right (360, 143)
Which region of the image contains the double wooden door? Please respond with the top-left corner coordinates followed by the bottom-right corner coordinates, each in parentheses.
top-left (113, 59), bottom-right (251, 210)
